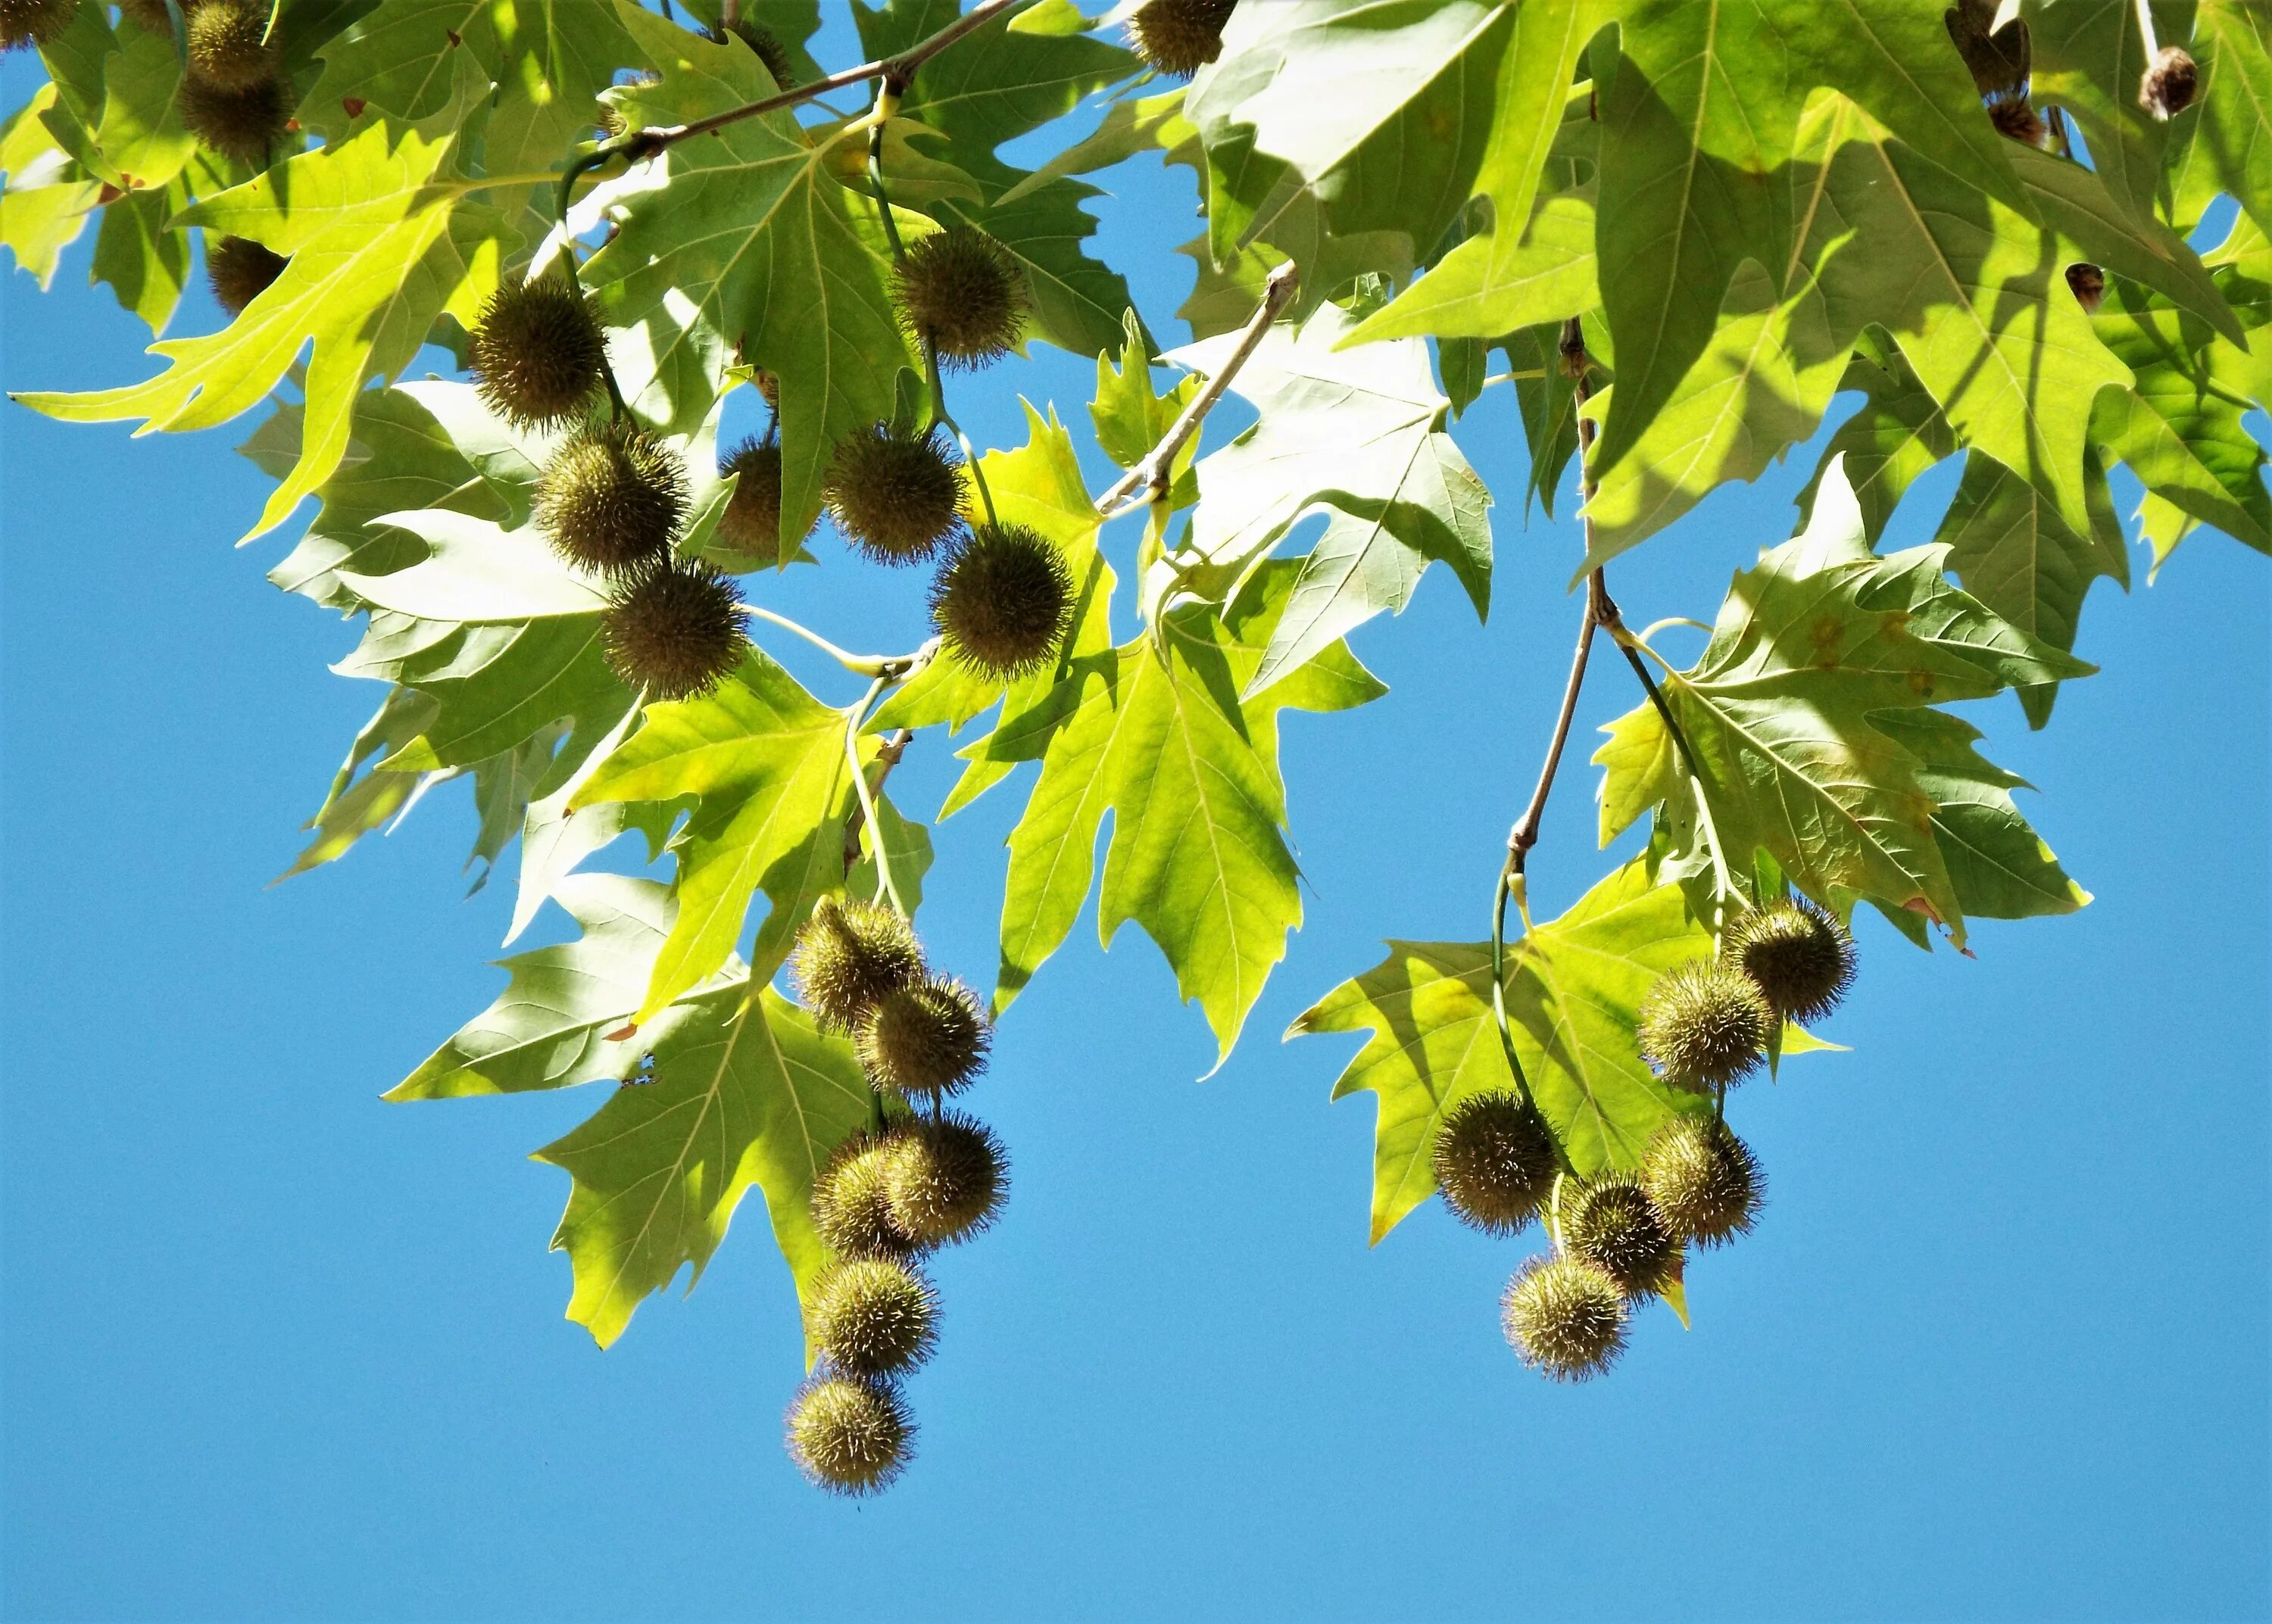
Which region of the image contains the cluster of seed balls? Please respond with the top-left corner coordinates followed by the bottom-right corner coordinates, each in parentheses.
top-left (712, 223), bottom-right (1078, 684)
top-left (1432, 896), bottom-right (1856, 1382)
top-left (781, 896), bottom-right (1007, 1495)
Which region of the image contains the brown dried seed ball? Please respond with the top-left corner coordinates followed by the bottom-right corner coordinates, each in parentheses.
top-left (467, 277), bottom-right (607, 429)
top-left (857, 977), bottom-right (990, 1102)
top-left (2066, 262), bottom-right (2107, 314)
top-left (810, 1133), bottom-right (925, 1262)
top-left (1641, 1117), bottom-right (1763, 1249)
top-left (882, 1111), bottom-right (1006, 1248)
top-left (784, 1373), bottom-right (913, 1497)
top-left (1127, 0), bottom-right (1235, 79)
top-left (894, 226), bottom-right (1028, 371)
top-left (929, 522), bottom-right (1075, 679)
top-left (2139, 45), bottom-right (2198, 119)
top-left (535, 422), bottom-right (688, 575)
top-left (178, 73), bottom-right (295, 163)
top-left (791, 896), bottom-right (925, 1033)
top-left (715, 437), bottom-right (792, 560)
top-left (208, 235), bottom-right (287, 316)
top-left (807, 1257), bottom-right (938, 1377)
top-left (823, 422), bottom-right (966, 564)
top-left (1721, 896), bottom-right (1855, 1025)
top-left (599, 557), bottom-right (747, 702)
top-left (1502, 1255), bottom-right (1627, 1382)
top-left (1431, 1089), bottom-right (1557, 1237)
top-left (187, 0), bottom-right (276, 92)
top-left (1986, 91), bottom-right (2046, 146)
top-left (1637, 959), bottom-right (1773, 1092)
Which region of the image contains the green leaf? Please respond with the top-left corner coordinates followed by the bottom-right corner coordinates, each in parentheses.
top-left (45, 17), bottom-right (195, 193)
top-left (1290, 862), bottom-right (1715, 1245)
top-left (2168, 0), bottom-right (2272, 238)
top-left (91, 177), bottom-right (189, 335)
top-left (2027, 0), bottom-right (2171, 230)
top-left (2, 86), bottom-right (101, 287)
top-left (276, 686), bottom-right (439, 881)
top-left (1796, 331), bottom-right (1959, 541)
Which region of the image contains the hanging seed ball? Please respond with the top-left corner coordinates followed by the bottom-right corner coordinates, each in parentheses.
top-left (536, 422), bottom-right (688, 575)
top-left (857, 977), bottom-right (991, 1103)
top-left (754, 367), bottom-right (782, 412)
top-left (208, 235), bottom-right (287, 316)
top-left (1431, 1090), bottom-right (1558, 1237)
top-left (894, 225), bottom-right (1028, 371)
top-left (807, 1257), bottom-right (938, 1378)
top-left (730, 18), bottom-right (797, 88)
top-left (785, 1373), bottom-right (913, 1497)
top-left (2066, 262), bottom-right (2107, 314)
top-left (186, 0), bottom-right (276, 92)
top-left (1127, 0), bottom-right (1235, 79)
top-left (1986, 92), bottom-right (2046, 146)
top-left (600, 557), bottom-right (747, 701)
top-left (1637, 959), bottom-right (1773, 1092)
top-left (468, 277), bottom-right (607, 429)
top-left (810, 1132), bottom-right (925, 1262)
top-left (823, 422), bottom-right (966, 564)
top-left (0, 0), bottom-right (72, 50)
top-left (1501, 1255), bottom-right (1628, 1382)
top-left (2140, 45), bottom-right (2199, 118)
top-left (791, 896), bottom-right (925, 1033)
top-left (178, 73), bottom-right (295, 162)
top-left (1563, 1174), bottom-right (1681, 1299)
top-left (118, 0), bottom-right (175, 32)
top-left (930, 522), bottom-right (1075, 680)
top-left (1641, 1117), bottom-right (1763, 1249)
top-left (883, 1110), bottom-right (1006, 1248)
top-left (715, 438), bottom-right (788, 559)
top-left (1721, 896), bottom-right (1856, 1026)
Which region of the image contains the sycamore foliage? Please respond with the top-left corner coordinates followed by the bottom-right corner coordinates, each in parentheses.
top-left (5, 0), bottom-right (2267, 1384)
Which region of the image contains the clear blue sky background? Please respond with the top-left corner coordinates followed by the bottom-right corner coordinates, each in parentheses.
top-left (4, 20), bottom-right (2268, 1622)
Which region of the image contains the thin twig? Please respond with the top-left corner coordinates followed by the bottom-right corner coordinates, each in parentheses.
top-left (745, 605), bottom-right (935, 678)
top-left (844, 678), bottom-right (902, 912)
top-left (1097, 261), bottom-right (1301, 519)
top-left (844, 728), bottom-right (914, 868)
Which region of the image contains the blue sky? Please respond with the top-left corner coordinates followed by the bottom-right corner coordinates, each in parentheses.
top-left (3, 23), bottom-right (2268, 1624)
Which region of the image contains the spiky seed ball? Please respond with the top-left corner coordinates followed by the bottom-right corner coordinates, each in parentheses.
top-left (178, 73), bottom-right (295, 162)
top-left (186, 0), bottom-right (276, 91)
top-left (468, 277), bottom-right (607, 429)
top-left (118, 0), bottom-right (176, 35)
top-left (807, 1257), bottom-right (938, 1377)
top-left (823, 422), bottom-right (966, 564)
top-left (810, 1133), bottom-right (925, 1261)
top-left (883, 1111), bottom-right (1006, 1248)
top-left (857, 977), bottom-right (990, 1102)
top-left (930, 522), bottom-right (1074, 679)
top-left (2140, 45), bottom-right (2198, 118)
top-left (1556, 317), bottom-right (1589, 379)
top-left (1563, 1174), bottom-right (1681, 1298)
top-left (1637, 959), bottom-right (1773, 1092)
top-left (1127, 0), bottom-right (1234, 79)
top-left (792, 896), bottom-right (926, 1033)
top-left (1431, 1090), bottom-right (1557, 1237)
top-left (1986, 91), bottom-right (2046, 146)
top-left (730, 18), bottom-right (797, 88)
top-left (208, 235), bottom-right (286, 316)
top-left (785, 1373), bottom-right (913, 1496)
top-left (1641, 1117), bottom-right (1763, 1249)
top-left (715, 438), bottom-right (788, 560)
top-left (1502, 1255), bottom-right (1628, 1382)
top-left (0, 0), bottom-right (71, 50)
top-left (894, 226), bottom-right (1028, 371)
top-left (536, 422), bottom-right (688, 575)
top-left (601, 557), bottom-right (747, 701)
top-left (2066, 262), bottom-right (2107, 313)
top-left (1721, 896), bottom-right (1856, 1026)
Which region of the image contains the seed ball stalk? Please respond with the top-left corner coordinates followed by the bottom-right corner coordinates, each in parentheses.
top-left (784, 1373), bottom-right (913, 1496)
top-left (1502, 1255), bottom-right (1628, 1382)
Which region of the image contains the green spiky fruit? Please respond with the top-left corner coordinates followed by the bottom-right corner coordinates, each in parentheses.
top-left (823, 422), bottom-right (966, 564)
top-left (1722, 897), bottom-right (1855, 1024)
top-left (716, 437), bottom-right (791, 560)
top-left (791, 896), bottom-right (925, 1033)
top-left (1431, 1090), bottom-right (1557, 1237)
top-left (186, 0), bottom-right (275, 92)
top-left (467, 277), bottom-right (607, 429)
top-left (807, 1257), bottom-right (938, 1377)
top-left (2140, 45), bottom-right (2198, 118)
top-left (207, 235), bottom-right (286, 316)
top-left (1637, 959), bottom-right (1773, 1091)
top-left (1501, 1256), bottom-right (1627, 1382)
top-left (882, 1111), bottom-right (1006, 1248)
top-left (894, 226), bottom-right (1028, 371)
top-left (1563, 1174), bottom-right (1681, 1298)
top-left (1127, 0), bottom-right (1234, 79)
top-left (0, 0), bottom-right (72, 50)
top-left (857, 977), bottom-right (990, 1102)
top-left (810, 1132), bottom-right (925, 1261)
top-left (929, 522), bottom-right (1074, 679)
top-left (1641, 1117), bottom-right (1762, 1249)
top-left (178, 73), bottom-right (295, 162)
top-left (535, 422), bottom-right (688, 575)
top-left (600, 557), bottom-right (747, 701)
top-left (785, 1374), bottom-right (913, 1497)
top-left (730, 18), bottom-right (797, 87)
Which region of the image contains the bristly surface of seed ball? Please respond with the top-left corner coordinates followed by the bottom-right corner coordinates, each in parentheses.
top-left (823, 422), bottom-right (966, 564)
top-left (178, 73), bottom-right (295, 162)
top-left (730, 18), bottom-right (797, 87)
top-left (1637, 959), bottom-right (1774, 1091)
top-left (807, 1257), bottom-right (938, 1377)
top-left (1431, 1089), bottom-right (1558, 1237)
top-left (857, 977), bottom-right (991, 1102)
top-left (930, 522), bottom-right (1074, 679)
top-left (791, 896), bottom-right (926, 1033)
top-left (715, 437), bottom-right (794, 560)
top-left (536, 421), bottom-right (688, 575)
top-left (118, 0), bottom-right (175, 32)
top-left (1721, 896), bottom-right (1856, 1025)
top-left (601, 557), bottom-right (747, 701)
top-left (1502, 1255), bottom-right (1628, 1382)
top-left (1127, 0), bottom-right (1235, 79)
top-left (883, 1111), bottom-right (1006, 1248)
top-left (2066, 262), bottom-right (2107, 313)
top-left (784, 1373), bottom-right (913, 1497)
top-left (468, 277), bottom-right (607, 429)
top-left (1563, 1174), bottom-right (1681, 1298)
top-left (810, 1132), bottom-right (925, 1261)
top-left (187, 0), bottom-right (277, 92)
top-left (894, 226), bottom-right (1028, 371)
top-left (208, 235), bottom-right (287, 316)
top-left (1986, 91), bottom-right (2046, 145)
top-left (0, 0), bottom-right (72, 51)
top-left (1642, 1117), bottom-right (1763, 1249)
top-left (2140, 44), bottom-right (2198, 117)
